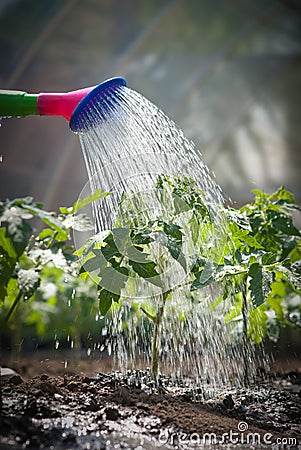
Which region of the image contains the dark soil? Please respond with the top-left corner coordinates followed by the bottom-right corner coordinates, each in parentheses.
top-left (1, 356), bottom-right (301, 449)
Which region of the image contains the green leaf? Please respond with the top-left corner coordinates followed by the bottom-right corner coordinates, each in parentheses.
top-left (289, 261), bottom-right (301, 291)
top-left (98, 288), bottom-right (119, 315)
top-left (23, 204), bottom-right (67, 237)
top-left (262, 252), bottom-right (278, 265)
top-left (129, 260), bottom-right (162, 287)
top-left (189, 216), bottom-right (200, 244)
top-left (191, 256), bottom-right (207, 273)
top-left (272, 216), bottom-right (300, 237)
top-left (70, 189), bottom-right (112, 214)
top-left (94, 245), bottom-right (121, 262)
top-left (249, 263), bottom-right (264, 306)
top-left (0, 227), bottom-right (17, 260)
top-left (98, 265), bottom-right (129, 295)
top-left (191, 260), bottom-right (216, 290)
top-left (111, 227), bottom-right (154, 263)
top-left (0, 228), bottom-right (18, 301)
top-left (80, 253), bottom-right (107, 273)
top-left (267, 296), bottom-right (285, 322)
top-left (270, 186), bottom-right (295, 204)
top-left (226, 209), bottom-right (250, 230)
top-left (248, 263), bottom-right (272, 307)
top-left (163, 222), bottom-right (183, 242)
top-left (248, 304), bottom-right (268, 344)
top-left (152, 230), bottom-right (186, 270)
top-left (132, 231), bottom-right (152, 245)
top-left (1, 206), bottom-right (32, 256)
top-left (38, 228), bottom-right (55, 241)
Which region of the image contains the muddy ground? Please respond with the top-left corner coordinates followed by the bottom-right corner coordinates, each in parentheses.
top-left (0, 355), bottom-right (300, 449)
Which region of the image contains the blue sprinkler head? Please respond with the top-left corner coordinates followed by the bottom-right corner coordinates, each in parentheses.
top-left (69, 77), bottom-right (127, 133)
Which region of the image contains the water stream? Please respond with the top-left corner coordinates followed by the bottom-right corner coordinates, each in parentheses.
top-left (74, 85), bottom-right (256, 390)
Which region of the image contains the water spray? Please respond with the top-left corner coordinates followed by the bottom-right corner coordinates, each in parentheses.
top-left (0, 77), bottom-right (127, 132)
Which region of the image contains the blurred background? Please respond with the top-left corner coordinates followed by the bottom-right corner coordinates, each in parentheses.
top-left (0, 0), bottom-right (300, 210)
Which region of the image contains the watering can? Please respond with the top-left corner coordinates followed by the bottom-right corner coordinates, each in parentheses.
top-left (0, 77), bottom-right (127, 132)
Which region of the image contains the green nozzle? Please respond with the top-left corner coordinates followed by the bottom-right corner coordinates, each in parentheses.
top-left (0, 90), bottom-right (39, 117)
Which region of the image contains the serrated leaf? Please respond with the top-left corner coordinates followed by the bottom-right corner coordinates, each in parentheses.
top-left (129, 260), bottom-right (162, 287)
top-left (289, 261), bottom-right (301, 290)
top-left (152, 230), bottom-right (186, 270)
top-left (272, 215), bottom-right (300, 237)
top-left (72, 189), bottom-right (112, 213)
top-left (98, 265), bottom-right (129, 295)
top-left (94, 245), bottom-right (121, 261)
top-left (163, 222), bottom-right (183, 242)
top-left (1, 207), bottom-right (32, 255)
top-left (249, 263), bottom-right (272, 307)
top-left (189, 216), bottom-right (200, 244)
top-left (132, 231), bottom-right (152, 245)
top-left (191, 256), bottom-right (207, 273)
top-left (262, 252), bottom-right (278, 265)
top-left (271, 186), bottom-right (295, 204)
top-left (249, 263), bottom-right (263, 306)
top-left (0, 228), bottom-right (17, 301)
top-left (98, 288), bottom-right (119, 316)
top-left (80, 253), bottom-right (107, 273)
top-left (191, 260), bottom-right (216, 290)
top-left (0, 227), bottom-right (16, 260)
top-left (226, 209), bottom-right (250, 230)
top-left (267, 296), bottom-right (285, 322)
top-left (23, 204), bottom-right (67, 235)
top-left (38, 228), bottom-right (55, 240)
top-left (74, 231), bottom-right (111, 258)
top-left (111, 227), bottom-right (154, 263)
top-left (248, 304), bottom-right (268, 344)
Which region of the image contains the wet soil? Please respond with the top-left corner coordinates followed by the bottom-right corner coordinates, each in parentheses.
top-left (0, 356), bottom-right (301, 449)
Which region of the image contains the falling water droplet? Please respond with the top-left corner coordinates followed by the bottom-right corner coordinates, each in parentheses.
top-left (74, 82), bottom-right (259, 388)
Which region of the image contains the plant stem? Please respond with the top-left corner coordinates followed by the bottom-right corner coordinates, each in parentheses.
top-left (3, 290), bottom-right (23, 325)
top-left (242, 285), bottom-right (249, 386)
top-left (73, 295), bottom-right (82, 362)
top-left (0, 363), bottom-right (2, 415)
top-left (150, 292), bottom-right (167, 381)
top-left (46, 231), bottom-right (58, 249)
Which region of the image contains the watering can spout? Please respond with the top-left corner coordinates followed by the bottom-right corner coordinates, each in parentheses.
top-left (37, 87), bottom-right (95, 121)
top-left (0, 87), bottom-right (94, 121)
top-left (0, 77), bottom-right (127, 129)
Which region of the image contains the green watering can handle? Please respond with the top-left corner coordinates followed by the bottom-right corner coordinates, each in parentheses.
top-left (0, 90), bottom-right (39, 117)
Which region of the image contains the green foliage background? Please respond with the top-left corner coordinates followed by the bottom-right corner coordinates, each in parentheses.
top-left (0, 178), bottom-right (300, 360)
